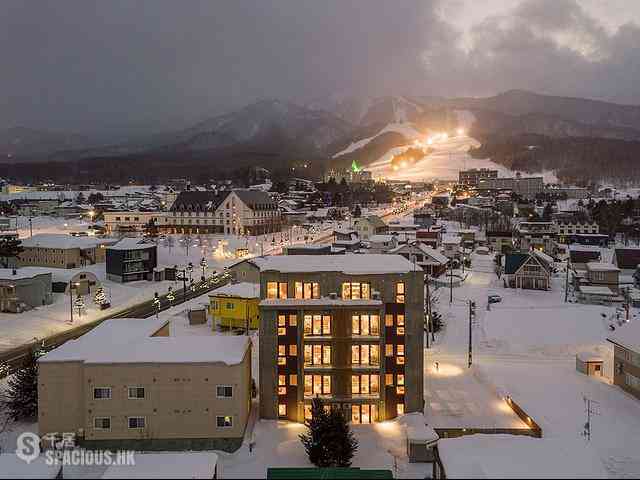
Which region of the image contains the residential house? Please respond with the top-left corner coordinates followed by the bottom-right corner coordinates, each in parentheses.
top-left (38, 317), bottom-right (252, 451)
top-left (19, 234), bottom-right (117, 269)
top-left (353, 215), bottom-right (387, 240)
top-left (106, 238), bottom-right (157, 283)
top-left (365, 234), bottom-right (399, 254)
top-left (0, 268), bottom-right (53, 312)
top-left (607, 321), bottom-right (640, 400)
top-left (442, 236), bottom-right (462, 260)
top-left (388, 243), bottom-right (448, 277)
top-left (613, 247), bottom-right (640, 276)
top-left (503, 252), bottom-right (551, 290)
top-left (257, 254), bottom-right (424, 423)
top-left (416, 230), bottom-right (441, 249)
top-left (569, 245), bottom-right (601, 270)
top-left (209, 282), bottom-right (260, 330)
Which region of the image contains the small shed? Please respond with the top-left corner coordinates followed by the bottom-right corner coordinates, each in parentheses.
top-left (402, 413), bottom-right (439, 463)
top-left (576, 352), bottom-right (604, 377)
top-left (188, 308), bottom-right (208, 326)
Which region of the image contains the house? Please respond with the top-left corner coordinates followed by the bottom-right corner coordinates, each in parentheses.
top-left (353, 215), bottom-right (387, 240)
top-left (458, 229), bottom-right (476, 250)
top-left (486, 230), bottom-right (513, 254)
top-left (106, 238), bottom-right (157, 283)
top-left (416, 230), bottom-right (441, 249)
top-left (584, 262), bottom-right (620, 293)
top-left (607, 321), bottom-right (640, 400)
top-left (388, 242), bottom-right (449, 277)
top-left (503, 252), bottom-right (551, 290)
top-left (19, 234), bottom-right (117, 269)
top-left (164, 189), bottom-right (281, 235)
top-left (413, 208), bottom-right (435, 229)
top-left (569, 245), bottom-right (601, 270)
top-left (256, 254), bottom-right (424, 423)
top-left (514, 221), bottom-right (557, 254)
top-left (442, 236), bottom-right (462, 259)
top-left (209, 282), bottom-right (260, 330)
top-left (366, 234), bottom-right (399, 254)
top-left (0, 267), bottom-right (53, 312)
top-left (38, 317), bottom-right (252, 451)
top-left (576, 352), bottom-right (604, 378)
top-left (227, 258), bottom-right (262, 284)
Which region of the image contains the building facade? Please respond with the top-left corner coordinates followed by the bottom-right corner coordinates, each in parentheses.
top-left (608, 322), bottom-right (640, 401)
top-left (38, 318), bottom-right (252, 451)
top-left (106, 238), bottom-right (157, 283)
top-left (477, 176), bottom-right (544, 199)
top-left (458, 168), bottom-right (498, 187)
top-left (0, 268), bottom-right (53, 312)
top-left (103, 211), bottom-right (164, 234)
top-left (257, 255), bottom-right (424, 424)
top-left (209, 282), bottom-right (260, 330)
top-left (18, 234), bottom-right (116, 269)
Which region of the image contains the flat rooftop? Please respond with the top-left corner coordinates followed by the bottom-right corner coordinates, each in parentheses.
top-left (251, 254), bottom-right (420, 274)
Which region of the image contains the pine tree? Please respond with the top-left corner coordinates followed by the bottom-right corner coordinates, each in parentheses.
top-left (325, 405), bottom-right (358, 467)
top-left (4, 350), bottom-right (38, 421)
top-left (94, 287), bottom-right (106, 306)
top-left (0, 237), bottom-right (23, 268)
top-left (299, 397), bottom-right (332, 467)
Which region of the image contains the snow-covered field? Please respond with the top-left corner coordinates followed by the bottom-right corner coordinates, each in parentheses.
top-left (428, 224), bottom-right (640, 477)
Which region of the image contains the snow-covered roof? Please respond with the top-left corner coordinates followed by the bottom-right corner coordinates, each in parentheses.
top-left (101, 452), bottom-right (218, 479)
top-left (0, 454), bottom-right (61, 479)
top-left (107, 237), bottom-right (155, 251)
top-left (368, 234), bottom-right (395, 243)
top-left (576, 351), bottom-right (603, 363)
top-left (533, 250), bottom-right (554, 265)
top-left (608, 319), bottom-right (640, 353)
top-left (250, 254), bottom-right (420, 274)
top-left (0, 267), bottom-right (52, 281)
top-left (579, 285), bottom-right (616, 296)
top-left (210, 282), bottom-right (259, 299)
top-left (20, 233), bottom-right (108, 250)
top-left (438, 434), bottom-right (607, 479)
top-left (442, 235), bottom-right (462, 245)
top-left (585, 262), bottom-right (620, 272)
top-left (39, 318), bottom-right (250, 365)
top-left (398, 413), bottom-right (439, 445)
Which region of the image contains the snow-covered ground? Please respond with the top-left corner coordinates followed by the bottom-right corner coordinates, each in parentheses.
top-left (428, 224), bottom-right (640, 478)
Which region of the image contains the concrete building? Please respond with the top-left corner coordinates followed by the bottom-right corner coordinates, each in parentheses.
top-left (458, 168), bottom-right (498, 187)
top-left (0, 267), bottom-right (53, 312)
top-left (607, 321), bottom-right (640, 401)
top-left (19, 234), bottom-right (117, 269)
top-left (106, 238), bottom-right (157, 283)
top-left (209, 282), bottom-right (260, 330)
top-left (255, 255), bottom-right (424, 424)
top-left (555, 220), bottom-right (599, 243)
top-left (478, 175), bottom-right (544, 199)
top-left (38, 318), bottom-right (252, 451)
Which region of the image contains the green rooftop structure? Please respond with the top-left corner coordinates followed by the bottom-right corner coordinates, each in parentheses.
top-left (267, 467), bottom-right (394, 479)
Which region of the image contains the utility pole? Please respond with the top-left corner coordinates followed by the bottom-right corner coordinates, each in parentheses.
top-left (69, 281), bottom-right (74, 324)
top-left (468, 301), bottom-right (475, 368)
top-left (425, 274), bottom-right (431, 349)
top-left (583, 395), bottom-right (600, 442)
top-left (564, 261), bottom-right (570, 303)
top-left (449, 261), bottom-right (453, 304)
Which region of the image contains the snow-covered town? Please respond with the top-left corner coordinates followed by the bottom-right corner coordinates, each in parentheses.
top-left (4, 2), bottom-right (640, 478)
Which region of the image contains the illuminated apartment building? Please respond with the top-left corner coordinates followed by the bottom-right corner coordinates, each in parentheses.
top-left (256, 255), bottom-right (424, 424)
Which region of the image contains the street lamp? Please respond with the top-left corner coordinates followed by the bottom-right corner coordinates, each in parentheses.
top-left (187, 262), bottom-right (194, 282)
top-left (74, 294), bottom-right (85, 318)
top-left (200, 257), bottom-right (207, 281)
top-left (152, 292), bottom-right (161, 319)
top-left (166, 286), bottom-right (175, 306)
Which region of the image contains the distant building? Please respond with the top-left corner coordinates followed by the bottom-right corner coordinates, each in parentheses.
top-left (607, 321), bottom-right (640, 401)
top-left (458, 168), bottom-right (498, 187)
top-left (413, 208), bottom-right (435, 229)
top-left (353, 215), bottom-right (387, 240)
top-left (103, 211), bottom-right (164, 235)
top-left (555, 220), bottom-right (599, 243)
top-left (442, 236), bottom-right (462, 259)
top-left (486, 231), bottom-right (513, 254)
top-left (613, 247), bottom-right (640, 275)
top-left (478, 175), bottom-right (544, 199)
top-left (514, 222), bottom-right (557, 254)
top-left (0, 268), bottom-right (53, 312)
top-left (106, 238), bottom-right (157, 283)
top-left (19, 234), bottom-right (117, 269)
top-left (388, 242), bottom-right (449, 276)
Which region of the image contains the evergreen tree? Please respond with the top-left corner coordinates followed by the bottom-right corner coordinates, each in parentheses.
top-left (0, 237), bottom-right (23, 268)
top-left (325, 406), bottom-right (358, 467)
top-left (94, 286), bottom-right (107, 306)
top-left (299, 397), bottom-right (332, 467)
top-left (4, 350), bottom-right (38, 421)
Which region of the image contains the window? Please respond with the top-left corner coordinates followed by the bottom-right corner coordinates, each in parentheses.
top-left (278, 345), bottom-right (286, 365)
top-left (289, 344), bottom-right (297, 356)
top-left (267, 282), bottom-right (288, 299)
top-left (351, 374), bottom-right (380, 395)
top-left (341, 282), bottom-right (371, 300)
top-left (93, 417), bottom-right (111, 430)
top-left (278, 404), bottom-right (287, 417)
top-left (304, 314), bottom-right (331, 336)
top-left (385, 344), bottom-right (394, 357)
top-left (304, 375), bottom-right (331, 395)
top-left (289, 315), bottom-right (297, 327)
top-left (397, 403), bottom-right (405, 416)
top-left (127, 386), bottom-right (145, 400)
top-left (216, 416), bottom-right (233, 428)
top-left (279, 375), bottom-right (286, 386)
top-left (351, 314), bottom-right (380, 336)
top-left (93, 387), bottom-right (112, 400)
top-left (289, 375), bottom-right (298, 386)
top-left (294, 282), bottom-right (320, 299)
top-left (351, 404), bottom-right (378, 424)
top-left (128, 416), bottom-right (146, 429)
top-left (385, 374), bottom-right (394, 386)
top-left (396, 282), bottom-right (405, 303)
top-left (216, 385), bottom-right (233, 398)
top-left (626, 372), bottom-right (640, 390)
top-left (304, 344), bottom-right (332, 365)
top-left (226, 302), bottom-right (234, 309)
top-left (351, 345), bottom-right (380, 366)
top-left (385, 314), bottom-right (394, 327)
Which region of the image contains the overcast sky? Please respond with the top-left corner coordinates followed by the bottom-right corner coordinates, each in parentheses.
top-left (2, 0), bottom-right (640, 135)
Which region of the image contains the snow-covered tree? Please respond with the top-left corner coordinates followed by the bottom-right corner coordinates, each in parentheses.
top-left (94, 287), bottom-right (106, 306)
top-left (3, 350), bottom-right (38, 421)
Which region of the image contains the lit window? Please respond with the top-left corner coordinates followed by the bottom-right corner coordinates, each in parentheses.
top-left (342, 282), bottom-right (371, 300)
top-left (267, 282), bottom-right (288, 299)
top-left (278, 345), bottom-right (286, 357)
top-left (304, 375), bottom-right (331, 395)
top-left (278, 386), bottom-right (287, 395)
top-left (351, 374), bottom-right (379, 394)
top-left (278, 404), bottom-right (287, 416)
top-left (396, 282), bottom-right (405, 303)
top-left (305, 344), bottom-right (331, 365)
top-left (397, 315), bottom-right (405, 326)
top-left (397, 374), bottom-right (404, 386)
top-left (289, 375), bottom-right (298, 386)
top-left (304, 404), bottom-right (312, 421)
top-left (278, 327), bottom-right (286, 336)
top-left (278, 315), bottom-right (287, 327)
top-left (216, 416), bottom-right (233, 428)
top-left (351, 345), bottom-right (380, 366)
top-left (289, 345), bottom-right (297, 356)
top-left (385, 344), bottom-right (394, 357)
top-left (385, 314), bottom-right (394, 327)
top-left (385, 374), bottom-right (394, 386)
top-left (397, 404), bottom-right (404, 416)
top-left (289, 315), bottom-right (297, 327)
top-left (397, 327), bottom-right (405, 335)
top-left (305, 314), bottom-right (331, 335)
top-left (278, 375), bottom-right (286, 386)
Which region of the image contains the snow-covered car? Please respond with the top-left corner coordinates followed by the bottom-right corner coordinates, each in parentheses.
top-left (488, 294), bottom-right (502, 304)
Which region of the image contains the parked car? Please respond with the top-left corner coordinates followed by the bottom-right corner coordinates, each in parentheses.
top-left (488, 294), bottom-right (502, 304)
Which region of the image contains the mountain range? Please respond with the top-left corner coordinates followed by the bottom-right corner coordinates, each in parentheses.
top-left (3, 90), bottom-right (640, 183)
